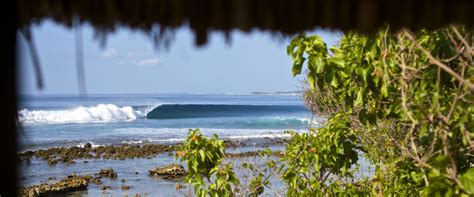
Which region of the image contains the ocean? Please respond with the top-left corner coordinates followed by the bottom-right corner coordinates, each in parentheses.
top-left (18, 93), bottom-right (315, 151)
top-left (18, 94), bottom-right (318, 196)
top-left (18, 93), bottom-right (318, 195)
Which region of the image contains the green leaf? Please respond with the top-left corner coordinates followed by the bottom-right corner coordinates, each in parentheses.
top-left (292, 58), bottom-right (305, 77)
top-left (330, 75), bottom-right (338, 87)
top-left (328, 57), bottom-right (345, 68)
top-left (361, 68), bottom-right (368, 82)
top-left (337, 70), bottom-right (349, 79)
top-left (460, 168), bottom-right (474, 194)
top-left (199, 150), bottom-right (206, 162)
top-left (430, 154), bottom-right (449, 169)
top-left (307, 71), bottom-right (316, 90)
top-left (370, 44), bottom-right (377, 58)
top-left (355, 89), bottom-right (363, 106)
top-left (419, 125), bottom-right (428, 138)
top-left (428, 168), bottom-right (441, 179)
top-left (330, 46), bottom-right (343, 55)
top-left (192, 161), bottom-right (198, 173)
top-left (381, 82), bottom-right (388, 97)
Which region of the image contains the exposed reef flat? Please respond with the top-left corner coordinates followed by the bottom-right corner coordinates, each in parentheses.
top-left (19, 138), bottom-right (286, 164)
top-left (225, 150), bottom-right (284, 158)
top-left (18, 139), bottom-right (287, 196)
top-left (19, 166), bottom-right (185, 196)
top-left (149, 164), bottom-right (187, 180)
top-left (19, 143), bottom-right (177, 165)
top-left (19, 171), bottom-right (109, 197)
top-left (20, 175), bottom-right (88, 197)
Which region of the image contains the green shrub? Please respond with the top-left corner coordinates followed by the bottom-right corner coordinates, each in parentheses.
top-left (241, 148), bottom-right (277, 196)
top-left (176, 26), bottom-right (473, 196)
top-left (279, 113), bottom-right (365, 195)
top-left (175, 129), bottom-right (239, 196)
top-left (289, 26), bottom-right (473, 196)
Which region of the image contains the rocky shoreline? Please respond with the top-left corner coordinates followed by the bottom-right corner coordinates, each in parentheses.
top-left (19, 143), bottom-right (177, 165)
top-left (19, 152), bottom-right (284, 197)
top-left (20, 164), bottom-right (188, 197)
top-left (149, 164), bottom-right (187, 180)
top-left (18, 139), bottom-right (286, 196)
top-left (19, 138), bottom-right (285, 165)
top-left (20, 175), bottom-right (89, 197)
top-left (225, 150), bottom-right (284, 158)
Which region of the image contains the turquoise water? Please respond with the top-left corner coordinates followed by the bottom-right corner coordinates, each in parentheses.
top-left (18, 94), bottom-right (377, 196)
top-left (18, 94), bottom-right (315, 151)
top-left (18, 94), bottom-right (315, 195)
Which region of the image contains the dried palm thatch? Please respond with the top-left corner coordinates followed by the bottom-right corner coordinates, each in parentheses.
top-left (17, 0), bottom-right (474, 46)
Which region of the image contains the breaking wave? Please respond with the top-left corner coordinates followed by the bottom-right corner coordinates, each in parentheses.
top-left (18, 104), bottom-right (156, 124)
top-left (18, 103), bottom-right (310, 125)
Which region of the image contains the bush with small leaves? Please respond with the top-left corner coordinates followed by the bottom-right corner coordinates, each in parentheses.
top-left (175, 129), bottom-right (239, 196)
top-left (288, 26), bottom-right (473, 196)
top-left (279, 113), bottom-right (364, 195)
top-left (241, 148), bottom-right (277, 196)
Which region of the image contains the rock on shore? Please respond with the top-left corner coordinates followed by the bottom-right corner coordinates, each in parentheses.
top-left (96, 168), bottom-right (118, 179)
top-left (19, 168), bottom-right (120, 197)
top-left (19, 175), bottom-right (88, 197)
top-left (149, 164), bottom-right (186, 180)
top-left (19, 144), bottom-right (176, 164)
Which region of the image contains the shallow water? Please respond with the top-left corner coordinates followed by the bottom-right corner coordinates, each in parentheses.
top-left (21, 154), bottom-right (179, 195)
top-left (18, 94), bottom-right (346, 196)
top-left (19, 144), bottom-right (288, 196)
top-left (19, 142), bottom-right (373, 196)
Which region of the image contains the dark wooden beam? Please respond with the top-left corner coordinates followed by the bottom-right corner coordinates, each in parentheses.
top-left (0, 0), bottom-right (18, 196)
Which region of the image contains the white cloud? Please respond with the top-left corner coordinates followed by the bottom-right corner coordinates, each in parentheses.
top-left (101, 48), bottom-right (118, 58)
top-left (136, 58), bottom-right (160, 67)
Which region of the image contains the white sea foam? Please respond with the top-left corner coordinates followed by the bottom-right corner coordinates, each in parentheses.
top-left (148, 138), bottom-right (186, 143)
top-left (76, 141), bottom-right (104, 148)
top-left (121, 140), bottom-right (144, 144)
top-left (18, 104), bottom-right (153, 124)
top-left (112, 127), bottom-right (305, 142)
top-left (225, 133), bottom-right (291, 139)
top-left (143, 133), bottom-right (291, 143)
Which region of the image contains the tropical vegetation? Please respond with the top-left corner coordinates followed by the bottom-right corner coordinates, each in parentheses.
top-left (176, 26), bottom-right (474, 196)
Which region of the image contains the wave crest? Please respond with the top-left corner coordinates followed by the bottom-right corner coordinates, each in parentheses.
top-left (19, 104), bottom-right (149, 124)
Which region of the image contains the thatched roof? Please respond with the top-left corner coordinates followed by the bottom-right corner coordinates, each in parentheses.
top-left (17, 0), bottom-right (474, 46)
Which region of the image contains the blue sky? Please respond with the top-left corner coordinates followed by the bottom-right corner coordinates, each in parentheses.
top-left (19, 21), bottom-right (339, 95)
